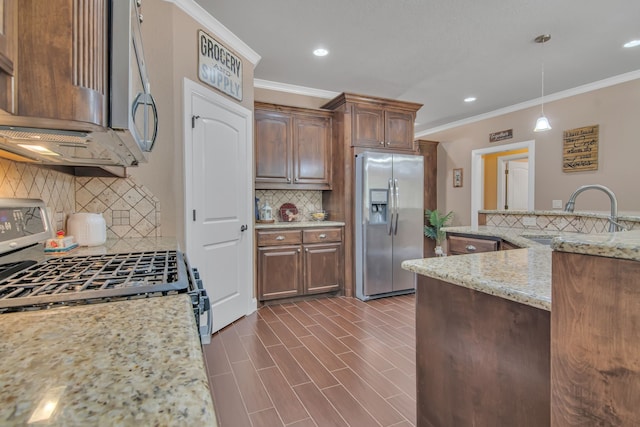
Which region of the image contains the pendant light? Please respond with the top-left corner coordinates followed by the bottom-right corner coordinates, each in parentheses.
top-left (533, 34), bottom-right (552, 132)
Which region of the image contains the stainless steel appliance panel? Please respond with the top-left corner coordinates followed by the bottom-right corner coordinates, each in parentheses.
top-left (391, 154), bottom-right (424, 292)
top-left (355, 152), bottom-right (424, 300)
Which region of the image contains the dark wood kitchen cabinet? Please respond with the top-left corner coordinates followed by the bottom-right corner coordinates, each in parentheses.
top-left (255, 102), bottom-right (332, 190)
top-left (0, 0), bottom-right (17, 114)
top-left (257, 227), bottom-right (343, 301)
top-left (16, 0), bottom-right (107, 124)
top-left (352, 103), bottom-right (416, 150)
top-left (446, 232), bottom-right (520, 255)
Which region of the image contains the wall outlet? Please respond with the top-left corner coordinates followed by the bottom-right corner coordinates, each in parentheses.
top-left (523, 216), bottom-right (537, 227)
top-left (552, 199), bottom-right (563, 209)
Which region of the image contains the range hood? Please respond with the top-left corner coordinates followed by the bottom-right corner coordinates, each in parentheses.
top-left (0, 0), bottom-right (157, 177)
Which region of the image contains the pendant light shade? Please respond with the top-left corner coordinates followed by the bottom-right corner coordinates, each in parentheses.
top-left (533, 34), bottom-right (551, 132)
top-left (534, 115), bottom-right (552, 132)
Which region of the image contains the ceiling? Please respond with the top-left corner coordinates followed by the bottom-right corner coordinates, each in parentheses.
top-left (196, 0), bottom-right (640, 135)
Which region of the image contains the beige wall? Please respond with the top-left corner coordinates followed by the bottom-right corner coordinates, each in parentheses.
top-left (254, 87), bottom-right (330, 109)
top-left (132, 1), bottom-right (255, 244)
top-left (428, 78), bottom-right (640, 226)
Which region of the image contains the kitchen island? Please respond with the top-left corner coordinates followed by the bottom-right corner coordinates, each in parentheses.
top-left (0, 237), bottom-right (217, 426)
top-left (403, 229), bottom-right (640, 427)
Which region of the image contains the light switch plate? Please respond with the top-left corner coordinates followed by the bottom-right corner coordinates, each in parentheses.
top-left (523, 216), bottom-right (537, 227)
top-left (552, 200), bottom-right (563, 209)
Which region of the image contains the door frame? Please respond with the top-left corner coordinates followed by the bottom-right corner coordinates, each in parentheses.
top-left (182, 78), bottom-right (256, 320)
top-left (471, 140), bottom-right (535, 228)
top-left (497, 153), bottom-right (529, 210)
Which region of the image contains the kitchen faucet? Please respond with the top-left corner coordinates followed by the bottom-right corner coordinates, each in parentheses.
top-left (564, 184), bottom-right (621, 232)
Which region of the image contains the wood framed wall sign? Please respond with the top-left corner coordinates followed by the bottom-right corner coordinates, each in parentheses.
top-left (197, 30), bottom-right (243, 101)
top-left (489, 129), bottom-right (513, 143)
top-left (453, 168), bottom-right (463, 187)
top-left (563, 125), bottom-right (599, 172)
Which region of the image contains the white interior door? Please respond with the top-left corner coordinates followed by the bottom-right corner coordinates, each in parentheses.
top-left (498, 155), bottom-right (529, 210)
top-left (184, 79), bottom-right (255, 334)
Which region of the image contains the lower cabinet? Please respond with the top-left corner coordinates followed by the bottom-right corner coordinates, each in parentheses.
top-left (257, 227), bottom-right (343, 301)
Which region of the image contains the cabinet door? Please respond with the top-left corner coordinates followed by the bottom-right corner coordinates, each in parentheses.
top-left (0, 0), bottom-right (16, 114)
top-left (255, 109), bottom-right (292, 187)
top-left (258, 245), bottom-right (301, 300)
top-left (385, 109), bottom-right (415, 150)
top-left (293, 115), bottom-right (331, 188)
top-left (304, 242), bottom-right (342, 294)
top-left (447, 235), bottom-right (498, 255)
top-left (353, 104), bottom-right (384, 148)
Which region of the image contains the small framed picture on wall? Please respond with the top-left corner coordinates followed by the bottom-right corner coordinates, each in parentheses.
top-left (453, 168), bottom-right (463, 188)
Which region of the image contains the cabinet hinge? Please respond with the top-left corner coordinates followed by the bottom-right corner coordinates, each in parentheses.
top-left (192, 115), bottom-right (200, 129)
top-left (193, 210), bottom-right (196, 221)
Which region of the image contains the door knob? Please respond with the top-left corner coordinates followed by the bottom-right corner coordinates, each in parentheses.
top-left (240, 224), bottom-right (248, 232)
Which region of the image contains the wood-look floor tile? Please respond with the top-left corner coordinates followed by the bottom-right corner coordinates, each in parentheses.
top-left (255, 318), bottom-right (282, 347)
top-left (332, 367), bottom-right (406, 426)
top-left (376, 323), bottom-right (415, 346)
top-left (299, 334), bottom-right (346, 372)
top-left (276, 312), bottom-right (312, 338)
top-left (240, 334), bottom-right (275, 370)
top-left (313, 314), bottom-right (350, 338)
top-left (286, 418), bottom-right (317, 427)
top-left (382, 368), bottom-right (416, 400)
top-left (294, 300), bottom-right (323, 316)
top-left (232, 312), bottom-right (259, 336)
top-left (285, 305), bottom-right (319, 327)
top-left (267, 344), bottom-right (310, 386)
top-left (210, 372), bottom-right (252, 427)
top-left (258, 366), bottom-right (310, 425)
top-left (306, 324), bottom-right (350, 355)
top-left (340, 335), bottom-right (394, 372)
top-left (202, 333), bottom-right (231, 376)
top-left (249, 408), bottom-right (284, 427)
top-left (386, 393), bottom-right (417, 424)
top-left (220, 325), bottom-right (250, 363)
top-left (269, 320), bottom-right (304, 348)
top-left (258, 306), bottom-right (281, 323)
top-left (364, 337), bottom-right (416, 376)
top-left (338, 351), bottom-right (402, 398)
top-left (326, 314), bottom-right (373, 340)
top-left (231, 359), bottom-right (273, 413)
top-left (304, 299), bottom-right (339, 317)
top-left (293, 382), bottom-right (349, 427)
top-left (323, 302), bottom-right (364, 322)
top-left (288, 345), bottom-right (339, 389)
top-left (388, 421), bottom-right (414, 427)
top-left (353, 322), bottom-right (408, 348)
top-left (322, 384), bottom-right (380, 427)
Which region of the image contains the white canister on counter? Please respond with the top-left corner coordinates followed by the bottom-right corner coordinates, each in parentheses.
top-left (67, 213), bottom-right (107, 246)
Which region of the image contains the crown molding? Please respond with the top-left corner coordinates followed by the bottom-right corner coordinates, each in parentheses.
top-left (254, 79), bottom-right (340, 99)
top-left (163, 0), bottom-right (261, 65)
top-left (416, 69), bottom-right (640, 137)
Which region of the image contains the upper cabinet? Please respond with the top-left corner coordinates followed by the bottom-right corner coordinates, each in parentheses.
top-left (0, 0), bottom-right (16, 114)
top-left (324, 93), bottom-right (422, 152)
top-left (17, 0), bottom-right (107, 125)
top-left (255, 102), bottom-right (332, 190)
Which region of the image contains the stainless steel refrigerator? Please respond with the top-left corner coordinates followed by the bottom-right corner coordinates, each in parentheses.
top-left (355, 151), bottom-right (424, 301)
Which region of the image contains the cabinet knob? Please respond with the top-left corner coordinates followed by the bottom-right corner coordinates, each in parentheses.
top-left (287, 177), bottom-right (291, 183)
top-left (276, 236), bottom-right (285, 241)
top-left (466, 245), bottom-right (477, 252)
top-left (319, 234), bottom-right (327, 239)
top-left (295, 177), bottom-right (299, 182)
top-left (379, 141), bottom-right (385, 146)
top-left (305, 248), bottom-right (309, 252)
top-left (298, 248), bottom-right (301, 253)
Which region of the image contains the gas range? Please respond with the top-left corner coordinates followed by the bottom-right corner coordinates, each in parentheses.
top-left (0, 199), bottom-right (211, 343)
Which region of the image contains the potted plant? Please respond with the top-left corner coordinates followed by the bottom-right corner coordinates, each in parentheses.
top-left (424, 209), bottom-right (454, 256)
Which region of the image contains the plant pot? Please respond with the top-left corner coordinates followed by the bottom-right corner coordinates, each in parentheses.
top-left (434, 246), bottom-right (446, 257)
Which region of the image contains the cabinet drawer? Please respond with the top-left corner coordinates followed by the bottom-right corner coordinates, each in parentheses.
top-left (448, 235), bottom-right (498, 254)
top-left (303, 228), bottom-right (342, 243)
top-left (257, 230), bottom-right (302, 246)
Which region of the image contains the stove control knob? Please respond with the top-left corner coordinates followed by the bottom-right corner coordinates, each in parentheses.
top-left (192, 268), bottom-right (200, 280)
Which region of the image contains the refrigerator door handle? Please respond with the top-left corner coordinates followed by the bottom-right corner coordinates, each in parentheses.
top-left (394, 179), bottom-right (400, 235)
top-left (388, 178), bottom-right (394, 235)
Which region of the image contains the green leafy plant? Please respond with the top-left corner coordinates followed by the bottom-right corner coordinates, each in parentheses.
top-left (424, 209), bottom-right (454, 246)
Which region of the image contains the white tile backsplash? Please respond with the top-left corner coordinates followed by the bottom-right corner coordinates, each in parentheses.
top-left (255, 190), bottom-right (323, 222)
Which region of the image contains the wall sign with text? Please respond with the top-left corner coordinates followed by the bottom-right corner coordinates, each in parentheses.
top-left (563, 125), bottom-right (599, 172)
top-left (198, 30), bottom-right (243, 101)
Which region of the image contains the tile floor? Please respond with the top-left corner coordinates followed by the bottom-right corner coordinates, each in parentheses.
top-left (203, 294), bottom-right (416, 426)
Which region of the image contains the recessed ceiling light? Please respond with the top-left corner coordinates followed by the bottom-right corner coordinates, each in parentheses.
top-left (623, 39), bottom-right (640, 48)
top-left (464, 97), bottom-right (477, 103)
top-left (313, 48), bottom-right (329, 57)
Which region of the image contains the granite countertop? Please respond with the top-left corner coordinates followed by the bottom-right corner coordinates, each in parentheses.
top-left (479, 209), bottom-right (640, 222)
top-left (442, 225), bottom-right (564, 248)
top-left (552, 229), bottom-right (640, 261)
top-left (402, 247), bottom-right (552, 311)
top-left (0, 295), bottom-right (217, 426)
top-left (255, 220), bottom-right (345, 229)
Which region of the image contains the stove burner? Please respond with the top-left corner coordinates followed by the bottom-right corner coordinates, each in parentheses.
top-left (0, 250), bottom-right (190, 311)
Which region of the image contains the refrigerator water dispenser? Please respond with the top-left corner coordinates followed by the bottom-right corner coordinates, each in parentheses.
top-left (370, 189), bottom-right (388, 224)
